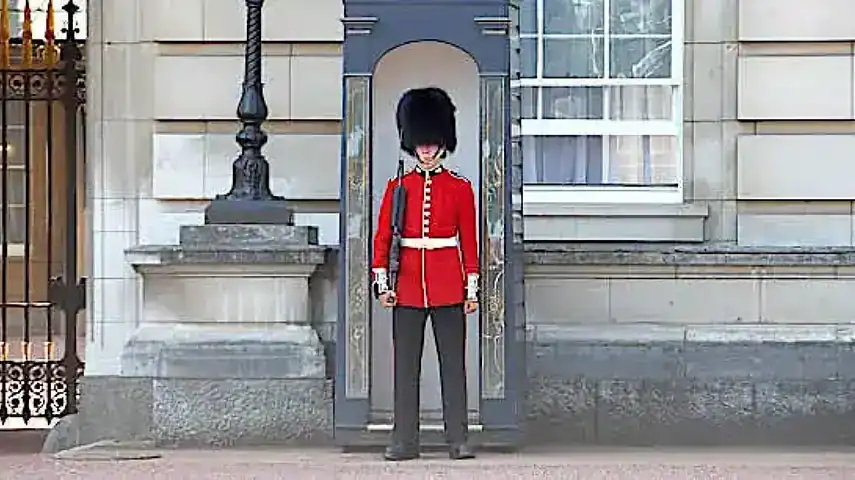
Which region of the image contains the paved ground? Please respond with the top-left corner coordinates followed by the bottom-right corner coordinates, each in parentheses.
top-left (5, 448), bottom-right (855, 479)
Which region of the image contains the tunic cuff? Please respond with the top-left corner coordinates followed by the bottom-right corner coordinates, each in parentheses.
top-left (372, 268), bottom-right (390, 297)
top-left (466, 273), bottom-right (479, 302)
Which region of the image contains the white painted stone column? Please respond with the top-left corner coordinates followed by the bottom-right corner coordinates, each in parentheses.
top-left (85, 0), bottom-right (155, 376)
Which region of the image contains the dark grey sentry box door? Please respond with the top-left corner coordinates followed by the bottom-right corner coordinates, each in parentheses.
top-left (336, 0), bottom-right (526, 449)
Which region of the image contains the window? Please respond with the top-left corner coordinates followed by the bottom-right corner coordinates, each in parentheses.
top-left (1, 102), bottom-right (27, 257)
top-left (517, 0), bottom-right (683, 203)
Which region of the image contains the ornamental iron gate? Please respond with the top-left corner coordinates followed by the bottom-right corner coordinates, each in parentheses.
top-left (0, 0), bottom-right (85, 425)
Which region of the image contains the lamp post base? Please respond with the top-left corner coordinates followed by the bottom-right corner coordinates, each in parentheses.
top-left (204, 199), bottom-right (294, 225)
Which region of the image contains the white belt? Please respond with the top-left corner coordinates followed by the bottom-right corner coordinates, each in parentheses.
top-left (400, 237), bottom-right (458, 250)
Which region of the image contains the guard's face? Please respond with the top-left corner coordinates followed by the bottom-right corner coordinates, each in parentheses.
top-left (415, 144), bottom-right (442, 169)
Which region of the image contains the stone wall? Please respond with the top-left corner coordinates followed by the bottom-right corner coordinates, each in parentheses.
top-left (85, 0), bottom-right (343, 376)
top-left (321, 247), bottom-right (855, 445)
top-left (48, 244), bottom-right (855, 451)
top-left (735, 0), bottom-right (855, 247)
top-left (523, 245), bottom-right (855, 444)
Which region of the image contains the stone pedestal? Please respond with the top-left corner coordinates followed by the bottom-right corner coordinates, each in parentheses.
top-left (44, 224), bottom-right (333, 452)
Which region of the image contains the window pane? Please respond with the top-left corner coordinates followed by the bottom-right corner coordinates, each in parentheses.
top-left (610, 37), bottom-right (671, 78)
top-left (544, 38), bottom-right (604, 78)
top-left (521, 37), bottom-right (537, 77)
top-left (0, 101), bottom-right (26, 127)
top-left (523, 135), bottom-right (603, 184)
top-left (609, 85), bottom-right (672, 120)
top-left (610, 0), bottom-right (672, 35)
top-left (2, 168), bottom-right (26, 205)
top-left (544, 0), bottom-right (604, 35)
top-left (1, 206), bottom-right (26, 244)
top-left (520, 0), bottom-right (537, 34)
top-left (2, 127), bottom-right (26, 166)
top-left (543, 87), bottom-right (604, 119)
top-left (607, 135), bottom-right (677, 185)
top-left (520, 87), bottom-right (537, 118)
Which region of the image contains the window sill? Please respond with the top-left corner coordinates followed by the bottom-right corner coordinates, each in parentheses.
top-left (523, 202), bottom-right (709, 243)
top-left (523, 185), bottom-right (683, 204)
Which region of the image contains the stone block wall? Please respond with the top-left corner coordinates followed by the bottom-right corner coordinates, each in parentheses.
top-left (735, 0), bottom-right (855, 247)
top-left (301, 248), bottom-right (855, 445)
top-left (521, 246), bottom-right (855, 444)
top-left (86, 0), bottom-right (342, 376)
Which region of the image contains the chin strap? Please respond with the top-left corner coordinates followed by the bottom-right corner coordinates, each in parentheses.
top-left (416, 147), bottom-right (446, 166)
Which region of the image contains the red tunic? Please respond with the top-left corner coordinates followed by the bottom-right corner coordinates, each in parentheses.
top-left (372, 165), bottom-right (479, 308)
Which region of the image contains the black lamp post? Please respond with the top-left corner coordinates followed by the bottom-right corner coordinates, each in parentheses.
top-left (205, 0), bottom-right (293, 225)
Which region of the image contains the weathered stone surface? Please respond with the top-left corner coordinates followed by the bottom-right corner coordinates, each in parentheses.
top-left (204, 199), bottom-right (295, 225)
top-left (43, 377), bottom-right (156, 454)
top-left (44, 377), bottom-right (332, 451)
top-left (125, 244), bottom-right (328, 266)
top-left (523, 376), bottom-right (597, 444)
top-left (121, 324), bottom-right (326, 379)
top-left (127, 222), bottom-right (329, 267)
top-left (524, 323), bottom-right (855, 445)
top-left (179, 224), bottom-right (318, 247)
top-left (45, 326), bottom-right (331, 452)
top-left (152, 379), bottom-right (332, 447)
top-left (525, 243), bottom-right (855, 266)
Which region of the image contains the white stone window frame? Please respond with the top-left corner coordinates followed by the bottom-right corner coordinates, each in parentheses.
top-left (515, 0), bottom-right (685, 205)
top-left (3, 164), bottom-right (26, 258)
top-left (3, 123), bottom-right (28, 258)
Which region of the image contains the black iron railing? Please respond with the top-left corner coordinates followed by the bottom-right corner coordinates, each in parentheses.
top-left (0, 0), bottom-right (85, 425)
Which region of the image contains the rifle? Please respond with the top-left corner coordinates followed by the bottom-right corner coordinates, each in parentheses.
top-left (387, 156), bottom-right (407, 293)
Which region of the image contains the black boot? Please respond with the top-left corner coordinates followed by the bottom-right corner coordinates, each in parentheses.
top-left (383, 442), bottom-right (420, 461)
top-left (448, 442), bottom-right (476, 460)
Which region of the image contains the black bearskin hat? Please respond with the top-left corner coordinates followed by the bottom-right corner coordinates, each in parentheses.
top-left (395, 87), bottom-right (457, 156)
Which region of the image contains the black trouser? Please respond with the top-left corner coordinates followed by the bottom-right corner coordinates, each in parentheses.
top-left (392, 304), bottom-right (468, 446)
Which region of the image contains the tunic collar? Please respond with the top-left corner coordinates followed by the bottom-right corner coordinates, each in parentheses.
top-left (414, 165), bottom-right (443, 177)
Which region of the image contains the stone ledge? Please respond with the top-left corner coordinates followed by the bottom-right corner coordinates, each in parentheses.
top-left (525, 244), bottom-right (855, 267)
top-left (126, 244), bottom-right (330, 268)
top-left (127, 224), bottom-right (330, 269)
top-left (524, 203), bottom-right (709, 243)
top-left (121, 324), bottom-right (326, 379)
top-left (318, 244), bottom-right (855, 267)
top-left (179, 224), bottom-right (318, 247)
top-left (531, 323), bottom-right (855, 344)
top-left (529, 324), bottom-right (855, 381)
top-left (524, 202), bottom-right (709, 217)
